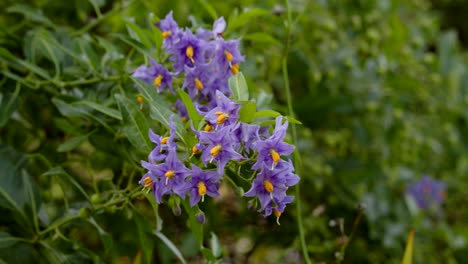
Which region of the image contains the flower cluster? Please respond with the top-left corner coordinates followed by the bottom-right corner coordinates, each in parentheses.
top-left (134, 12), bottom-right (299, 223)
top-left (406, 175), bottom-right (446, 211)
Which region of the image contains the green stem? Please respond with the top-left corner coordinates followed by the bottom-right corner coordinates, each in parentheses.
top-left (283, 1), bottom-right (311, 263)
top-left (39, 215), bottom-right (82, 236)
top-left (338, 209), bottom-right (363, 262)
top-left (71, 3), bottom-right (121, 37)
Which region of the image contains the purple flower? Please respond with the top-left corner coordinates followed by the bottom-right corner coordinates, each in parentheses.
top-left (407, 175), bottom-right (446, 210)
top-left (183, 63), bottom-right (213, 98)
top-left (178, 165), bottom-right (222, 206)
top-left (142, 150), bottom-right (190, 203)
top-left (169, 30), bottom-right (205, 72)
top-left (213, 39), bottom-right (244, 79)
top-left (147, 117), bottom-right (178, 162)
top-left (244, 161), bottom-right (299, 212)
top-left (264, 195), bottom-right (295, 223)
top-left (252, 116), bottom-right (295, 170)
top-left (174, 99), bottom-right (189, 123)
top-left (233, 123), bottom-right (260, 152)
top-left (155, 11), bottom-right (181, 49)
top-left (203, 91), bottom-right (240, 128)
top-left (197, 125), bottom-right (243, 175)
top-left (132, 59), bottom-right (173, 93)
top-left (212, 17), bottom-right (226, 38)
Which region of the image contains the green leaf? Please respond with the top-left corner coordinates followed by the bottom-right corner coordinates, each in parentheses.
top-left (42, 167), bottom-right (90, 201)
top-left (76, 38), bottom-right (99, 73)
top-left (21, 171), bottom-right (40, 233)
top-left (57, 134), bottom-right (89, 152)
top-left (112, 33), bottom-right (152, 58)
top-left (229, 8), bottom-right (269, 31)
top-left (196, 0), bottom-right (217, 20)
top-left (132, 78), bottom-right (186, 143)
top-left (134, 212), bottom-right (154, 264)
top-left (115, 94), bottom-right (152, 151)
top-left (0, 232), bottom-right (23, 248)
top-left (229, 72), bottom-right (249, 101)
top-left (253, 110), bottom-right (302, 124)
top-left (24, 29), bottom-right (62, 79)
top-left (0, 83), bottom-right (20, 127)
top-left (0, 47), bottom-right (51, 80)
top-left (401, 229), bottom-right (414, 264)
top-left (154, 232), bottom-right (186, 264)
top-left (200, 248), bottom-right (216, 262)
top-left (88, 218), bottom-right (113, 254)
top-left (209, 232), bottom-right (222, 259)
top-left (177, 89), bottom-right (202, 126)
top-left (243, 32), bottom-right (282, 47)
top-left (239, 101), bottom-right (256, 123)
top-left (125, 20), bottom-right (152, 49)
top-left (0, 146), bottom-right (31, 231)
top-left (181, 200), bottom-right (203, 247)
top-left (143, 192), bottom-right (162, 232)
top-left (74, 100), bottom-right (122, 120)
top-left (7, 4), bottom-right (55, 28)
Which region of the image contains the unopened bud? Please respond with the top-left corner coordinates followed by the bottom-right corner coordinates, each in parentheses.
top-left (195, 211), bottom-right (206, 224)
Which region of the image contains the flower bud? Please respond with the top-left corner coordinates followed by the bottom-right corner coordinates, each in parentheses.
top-left (195, 211), bottom-right (206, 224)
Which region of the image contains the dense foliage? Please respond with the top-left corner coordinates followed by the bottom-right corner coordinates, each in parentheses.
top-left (1, 0), bottom-right (468, 263)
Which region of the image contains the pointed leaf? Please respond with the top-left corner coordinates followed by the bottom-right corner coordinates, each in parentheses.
top-left (229, 8), bottom-right (269, 31)
top-left (229, 72), bottom-right (249, 101)
top-left (74, 100), bottom-right (122, 120)
top-left (177, 89), bottom-right (202, 126)
top-left (154, 232), bottom-right (186, 264)
top-left (402, 229), bottom-right (414, 264)
top-left (57, 134), bottom-right (89, 152)
top-left (115, 94), bottom-right (152, 151)
top-left (0, 83), bottom-right (20, 127)
top-left (132, 78), bottom-right (186, 143)
top-left (239, 101), bottom-right (256, 123)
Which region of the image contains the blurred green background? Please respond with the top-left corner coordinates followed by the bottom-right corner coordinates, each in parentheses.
top-left (1, 0), bottom-right (468, 263)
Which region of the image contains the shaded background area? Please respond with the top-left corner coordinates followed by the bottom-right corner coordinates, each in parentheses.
top-left (1, 0), bottom-right (468, 263)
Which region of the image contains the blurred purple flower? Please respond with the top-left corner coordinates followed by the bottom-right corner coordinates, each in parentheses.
top-left (169, 30), bottom-right (205, 72)
top-left (132, 59), bottom-right (173, 93)
top-left (252, 116), bottom-right (295, 170)
top-left (147, 117), bottom-right (178, 162)
top-left (213, 39), bottom-right (244, 79)
top-left (178, 165), bottom-right (222, 206)
top-left (142, 150), bottom-right (190, 203)
top-left (197, 125), bottom-right (243, 175)
top-left (407, 175), bottom-right (446, 210)
top-left (203, 91), bottom-right (240, 128)
top-left (244, 160), bottom-right (299, 212)
top-left (155, 11), bottom-right (181, 49)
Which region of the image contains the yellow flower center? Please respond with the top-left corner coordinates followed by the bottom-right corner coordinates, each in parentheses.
top-left (274, 209), bottom-right (281, 218)
top-left (270, 149), bottom-right (281, 165)
top-left (143, 176), bottom-right (153, 188)
top-left (164, 170), bottom-right (175, 179)
top-left (192, 145), bottom-right (200, 155)
top-left (263, 180), bottom-right (274, 193)
top-left (154, 74), bottom-right (163, 87)
top-left (137, 95), bottom-right (144, 104)
top-left (197, 182), bottom-right (207, 196)
top-left (195, 78), bottom-right (204, 90)
top-left (231, 64), bottom-right (240, 74)
top-left (162, 31), bottom-right (172, 39)
top-left (225, 50), bottom-right (234, 62)
top-left (215, 112), bottom-right (229, 125)
top-left (204, 124), bottom-right (213, 132)
top-left (210, 144), bottom-right (222, 157)
top-left (161, 137), bottom-right (169, 144)
top-left (186, 45), bottom-right (194, 63)
top-left (181, 116), bottom-right (188, 123)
